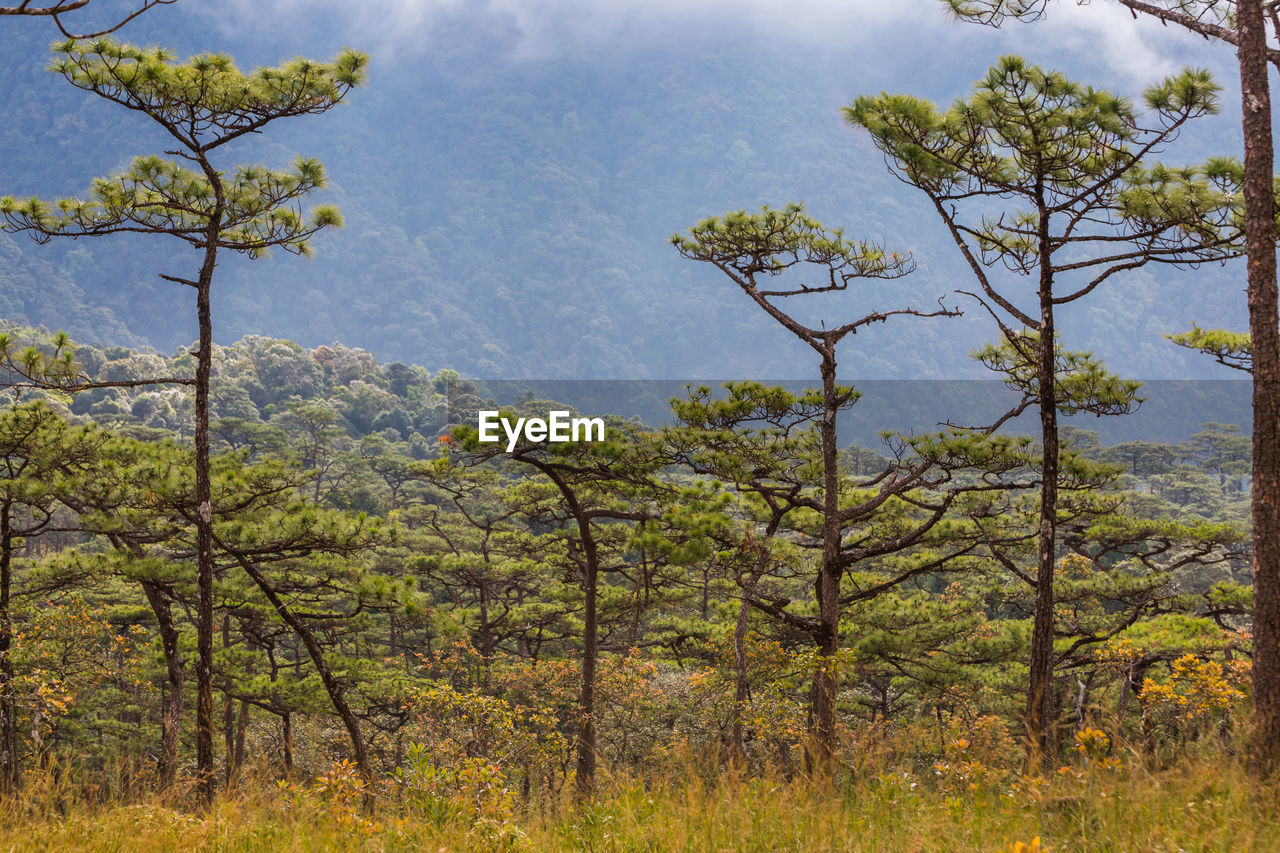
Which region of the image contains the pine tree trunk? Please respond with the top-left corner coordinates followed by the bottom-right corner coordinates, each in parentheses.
top-left (222, 615), bottom-right (237, 785)
top-left (0, 505), bottom-right (18, 795)
top-left (573, 526), bottom-right (599, 802)
top-left (807, 348), bottom-right (843, 772)
top-left (281, 711), bottom-right (294, 774)
top-left (1238, 0), bottom-right (1280, 777)
top-left (1027, 212), bottom-right (1060, 773)
top-left (193, 277), bottom-right (216, 799)
top-left (194, 267), bottom-right (218, 804)
top-left (140, 581), bottom-right (183, 791)
top-left (231, 552), bottom-right (372, 786)
top-left (728, 596), bottom-right (752, 767)
top-left (235, 700), bottom-right (249, 775)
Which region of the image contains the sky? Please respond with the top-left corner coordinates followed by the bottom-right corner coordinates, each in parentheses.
top-left (200, 0), bottom-right (1217, 86)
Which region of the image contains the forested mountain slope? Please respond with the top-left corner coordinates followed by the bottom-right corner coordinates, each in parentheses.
top-left (0, 3), bottom-right (1252, 378)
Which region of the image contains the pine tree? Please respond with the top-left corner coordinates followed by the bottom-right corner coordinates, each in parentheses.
top-left (943, 0), bottom-right (1280, 779)
top-left (452, 411), bottom-right (666, 801)
top-left (0, 38), bottom-right (367, 801)
top-left (848, 57), bottom-right (1239, 767)
top-left (0, 403), bottom-right (108, 792)
top-left (670, 206), bottom-right (988, 768)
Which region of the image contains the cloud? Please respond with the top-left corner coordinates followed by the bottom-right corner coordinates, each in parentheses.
top-left (1029, 1), bottom-right (1202, 82)
top-left (200, 0), bottom-right (1222, 85)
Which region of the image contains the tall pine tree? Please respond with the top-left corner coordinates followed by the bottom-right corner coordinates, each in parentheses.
top-left (0, 39), bottom-right (366, 800)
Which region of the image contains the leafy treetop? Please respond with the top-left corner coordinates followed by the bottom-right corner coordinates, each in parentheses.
top-left (0, 40), bottom-right (368, 259)
top-left (49, 39), bottom-right (368, 151)
top-left (846, 56), bottom-right (1241, 325)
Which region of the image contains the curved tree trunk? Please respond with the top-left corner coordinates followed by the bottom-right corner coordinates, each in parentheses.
top-left (226, 548), bottom-right (372, 787)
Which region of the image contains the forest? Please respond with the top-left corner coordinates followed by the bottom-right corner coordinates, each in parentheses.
top-left (0, 1), bottom-right (1279, 852)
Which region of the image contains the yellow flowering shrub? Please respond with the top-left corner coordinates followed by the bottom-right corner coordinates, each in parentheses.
top-left (1140, 654), bottom-right (1246, 740)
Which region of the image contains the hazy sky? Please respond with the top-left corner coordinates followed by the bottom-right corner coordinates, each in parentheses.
top-left (205, 0), bottom-right (1218, 86)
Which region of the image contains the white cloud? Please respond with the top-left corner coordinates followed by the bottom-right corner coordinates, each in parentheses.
top-left (1032, 1), bottom-right (1198, 82)
top-left (202, 0), bottom-right (1223, 85)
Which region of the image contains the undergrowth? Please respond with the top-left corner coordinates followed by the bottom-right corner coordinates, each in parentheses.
top-left (1, 747), bottom-right (1275, 852)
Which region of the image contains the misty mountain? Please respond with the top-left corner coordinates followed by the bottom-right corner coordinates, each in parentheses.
top-left (0, 2), bottom-right (1253, 379)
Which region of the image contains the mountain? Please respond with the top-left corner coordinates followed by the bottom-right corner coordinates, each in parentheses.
top-left (0, 2), bottom-right (1253, 379)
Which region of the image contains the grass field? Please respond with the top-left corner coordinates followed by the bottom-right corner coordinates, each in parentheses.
top-left (3, 752), bottom-right (1275, 852)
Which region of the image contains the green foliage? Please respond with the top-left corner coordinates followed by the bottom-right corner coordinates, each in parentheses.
top-left (847, 57), bottom-right (1238, 281)
top-left (4, 155), bottom-right (340, 259)
top-left (1169, 324), bottom-right (1252, 373)
top-left (974, 334), bottom-right (1143, 418)
top-left (0, 325), bottom-right (80, 394)
top-left (1, 39), bottom-right (367, 260)
top-left (49, 39), bottom-right (367, 130)
top-left (0, 328), bottom-right (1252, 807)
top-left (671, 203), bottom-right (910, 285)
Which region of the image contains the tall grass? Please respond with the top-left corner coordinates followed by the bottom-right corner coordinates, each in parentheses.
top-left (1, 750), bottom-right (1276, 852)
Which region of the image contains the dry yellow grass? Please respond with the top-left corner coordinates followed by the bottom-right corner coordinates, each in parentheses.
top-left (1, 756), bottom-right (1275, 852)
